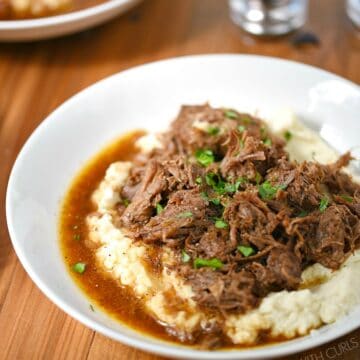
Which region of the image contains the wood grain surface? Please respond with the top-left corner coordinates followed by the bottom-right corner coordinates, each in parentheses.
top-left (1, 0), bottom-right (360, 359)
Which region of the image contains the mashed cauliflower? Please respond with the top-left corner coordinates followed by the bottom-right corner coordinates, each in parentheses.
top-left (86, 110), bottom-right (360, 344)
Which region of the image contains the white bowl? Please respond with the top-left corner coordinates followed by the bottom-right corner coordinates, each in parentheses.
top-left (0, 0), bottom-right (141, 41)
top-left (6, 55), bottom-right (360, 359)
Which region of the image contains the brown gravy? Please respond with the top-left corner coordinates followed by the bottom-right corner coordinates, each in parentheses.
top-left (59, 131), bottom-right (177, 343)
top-left (59, 132), bottom-right (297, 349)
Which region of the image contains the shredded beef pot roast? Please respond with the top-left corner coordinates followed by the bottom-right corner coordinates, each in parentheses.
top-left (119, 104), bottom-right (360, 318)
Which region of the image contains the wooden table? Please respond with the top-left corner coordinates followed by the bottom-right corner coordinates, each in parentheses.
top-left (1, 0), bottom-right (359, 359)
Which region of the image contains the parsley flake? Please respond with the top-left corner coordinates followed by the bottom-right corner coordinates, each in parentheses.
top-left (224, 110), bottom-right (238, 119)
top-left (205, 173), bottom-right (247, 195)
top-left (194, 258), bottom-right (223, 270)
top-left (263, 138), bottom-right (272, 147)
top-left (224, 182), bottom-right (236, 193)
top-left (181, 249), bottom-right (191, 263)
top-left (241, 115), bottom-right (252, 124)
top-left (207, 126), bottom-right (220, 136)
top-left (340, 195), bottom-right (353, 203)
top-left (211, 198), bottom-right (221, 205)
top-left (195, 149), bottom-right (215, 167)
top-left (177, 211), bottom-right (193, 218)
top-left (258, 180), bottom-right (286, 200)
top-left (260, 126), bottom-right (267, 138)
top-left (205, 173), bottom-right (226, 195)
top-left (73, 234), bottom-right (81, 241)
top-left (72, 262), bottom-right (86, 274)
top-left (156, 203), bottom-right (164, 215)
top-left (201, 192), bottom-right (221, 205)
top-left (237, 245), bottom-right (256, 257)
top-left (284, 130), bottom-right (292, 141)
top-left (237, 125), bottom-right (246, 133)
top-left (319, 197), bottom-right (329, 212)
top-left (215, 219), bottom-right (228, 229)
top-left (236, 177), bottom-right (248, 188)
top-left (255, 172), bottom-right (262, 184)
top-left (298, 210), bottom-right (308, 218)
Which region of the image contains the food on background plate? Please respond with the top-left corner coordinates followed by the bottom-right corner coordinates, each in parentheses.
top-left (60, 104), bottom-right (360, 349)
top-left (0, 0), bottom-right (105, 19)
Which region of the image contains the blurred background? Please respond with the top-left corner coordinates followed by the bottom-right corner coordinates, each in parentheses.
top-left (1, 1), bottom-right (359, 132)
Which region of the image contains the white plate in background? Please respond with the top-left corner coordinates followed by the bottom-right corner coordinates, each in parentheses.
top-left (6, 55), bottom-right (360, 359)
top-left (0, 0), bottom-right (141, 41)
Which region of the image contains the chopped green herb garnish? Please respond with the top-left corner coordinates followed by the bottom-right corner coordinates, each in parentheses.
top-left (181, 249), bottom-right (191, 263)
top-left (201, 192), bottom-right (221, 205)
top-left (239, 138), bottom-right (244, 148)
top-left (263, 138), bottom-right (272, 147)
top-left (340, 195), bottom-right (353, 203)
top-left (236, 177), bottom-right (248, 188)
top-left (319, 197), bottom-right (329, 212)
top-left (73, 234), bottom-right (81, 241)
top-left (237, 125), bottom-right (246, 133)
top-left (72, 262), bottom-right (86, 274)
top-left (200, 191), bottom-right (209, 202)
top-left (194, 258), bottom-right (223, 270)
top-left (255, 172), bottom-right (262, 185)
top-left (211, 198), bottom-right (221, 205)
top-left (215, 219), bottom-right (228, 229)
top-left (284, 130), bottom-right (292, 141)
top-left (122, 198), bottom-right (130, 207)
top-left (207, 126), bottom-right (220, 136)
top-left (241, 115), bottom-right (252, 124)
top-left (224, 178), bottom-right (241, 192)
top-left (298, 210), bottom-right (308, 217)
top-left (205, 173), bottom-right (226, 195)
top-left (205, 172), bottom-right (217, 187)
top-left (177, 211), bottom-right (193, 218)
top-left (195, 149), bottom-right (215, 167)
top-left (260, 126), bottom-right (267, 137)
top-left (224, 182), bottom-right (236, 193)
top-left (89, 304), bottom-right (95, 312)
top-left (258, 180), bottom-right (285, 200)
top-left (156, 203), bottom-right (164, 215)
top-left (205, 173), bottom-right (246, 195)
top-left (224, 109), bottom-right (238, 119)
top-left (195, 176), bottom-right (203, 185)
top-left (237, 245), bottom-right (256, 257)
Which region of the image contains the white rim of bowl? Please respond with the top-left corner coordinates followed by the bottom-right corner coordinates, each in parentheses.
top-left (6, 54), bottom-right (360, 359)
top-left (0, 0), bottom-right (142, 29)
